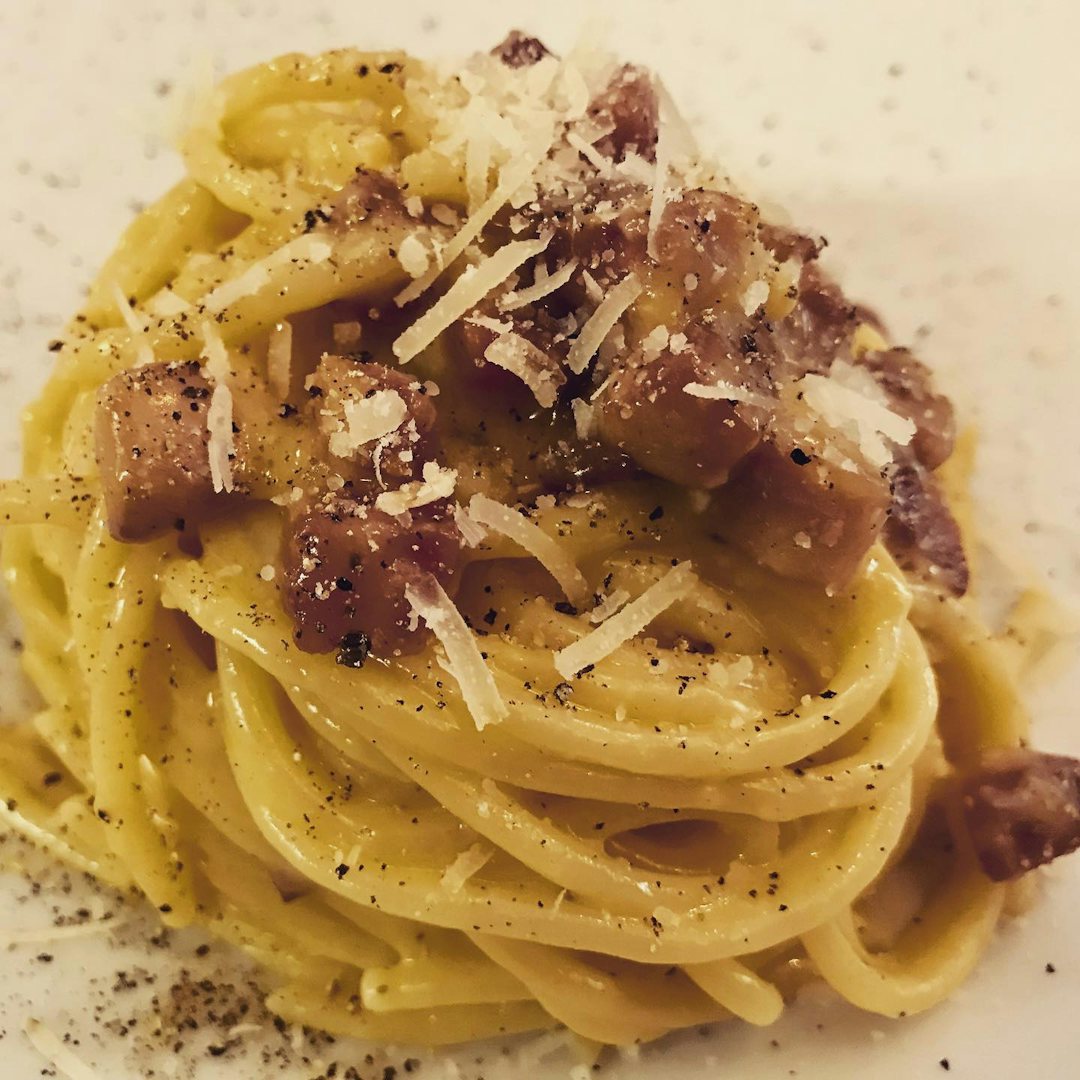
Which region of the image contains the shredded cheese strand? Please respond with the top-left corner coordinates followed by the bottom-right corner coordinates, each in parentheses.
top-left (439, 843), bottom-right (494, 894)
top-left (111, 284), bottom-right (155, 367)
top-left (468, 494), bottom-right (590, 607)
top-left (499, 258), bottom-right (579, 311)
top-left (393, 233), bottom-right (552, 365)
top-left (200, 322), bottom-right (235, 494)
top-left (374, 461), bottom-right (457, 516)
top-left (483, 333), bottom-right (564, 408)
top-left (566, 273), bottom-right (643, 374)
top-left (203, 234), bottom-right (332, 314)
top-left (394, 130), bottom-right (554, 307)
top-left (554, 562), bottom-right (697, 679)
top-left (683, 381), bottom-right (773, 409)
top-left (404, 575), bottom-right (509, 731)
top-left (266, 319), bottom-right (293, 398)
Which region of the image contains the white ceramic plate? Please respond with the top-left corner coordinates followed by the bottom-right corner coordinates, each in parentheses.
top-left (1, 2), bottom-right (1078, 1077)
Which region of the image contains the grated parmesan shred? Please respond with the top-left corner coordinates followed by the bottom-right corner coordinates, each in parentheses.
top-left (589, 587), bottom-right (631, 624)
top-left (23, 1018), bottom-right (101, 1080)
top-left (571, 397), bottom-right (595, 439)
top-left (683, 381), bottom-right (773, 409)
top-left (397, 233), bottom-right (432, 278)
top-left (646, 93), bottom-right (673, 262)
top-left (645, 77), bottom-right (697, 261)
top-left (203, 234), bottom-right (332, 314)
top-left (328, 389), bottom-right (408, 459)
top-left (565, 272), bottom-right (643, 374)
top-left (404, 575), bottom-right (508, 731)
top-left (393, 233), bottom-right (552, 365)
top-left (798, 364), bottom-right (915, 467)
top-left (332, 320), bottom-right (363, 349)
top-left (374, 460), bottom-right (457, 516)
top-left (439, 843), bottom-right (493, 893)
top-left (200, 322), bottom-right (235, 494)
top-left (394, 130), bottom-right (555, 308)
top-left (468, 494), bottom-right (590, 607)
top-left (144, 288), bottom-right (191, 318)
top-left (566, 130), bottom-right (614, 176)
top-left (483, 333), bottom-right (564, 409)
top-left (266, 319), bottom-right (293, 398)
top-left (454, 502), bottom-right (488, 547)
top-left (498, 258), bottom-right (579, 311)
top-left (111, 284), bottom-right (155, 367)
top-left (464, 122), bottom-right (493, 214)
top-left (553, 562), bottom-right (697, 679)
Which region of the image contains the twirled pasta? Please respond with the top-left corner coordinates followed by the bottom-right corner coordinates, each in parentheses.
top-left (0, 39), bottom-right (1057, 1057)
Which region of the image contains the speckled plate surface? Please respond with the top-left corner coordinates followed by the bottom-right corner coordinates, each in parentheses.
top-left (1, 2), bottom-right (1078, 1077)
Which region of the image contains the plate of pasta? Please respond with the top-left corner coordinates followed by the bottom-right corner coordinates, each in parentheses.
top-left (1, 3), bottom-right (1078, 1079)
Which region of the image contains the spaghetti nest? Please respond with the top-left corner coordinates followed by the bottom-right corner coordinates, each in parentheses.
top-left (0, 43), bottom-right (1036, 1051)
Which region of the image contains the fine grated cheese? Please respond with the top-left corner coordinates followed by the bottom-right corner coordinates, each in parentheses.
top-left (393, 233), bottom-right (552, 365)
top-left (589, 587), bottom-right (631, 624)
top-left (404, 574), bottom-right (509, 731)
top-left (375, 460), bottom-right (457, 516)
top-left (23, 1018), bottom-right (101, 1080)
top-left (200, 322), bottom-right (235, 494)
top-left (553, 562), bottom-right (697, 679)
top-left (328, 389), bottom-right (408, 459)
top-left (266, 319), bottom-right (293, 398)
top-left (454, 502), bottom-right (488, 547)
top-left (111, 284), bottom-right (155, 367)
top-left (646, 98), bottom-right (673, 261)
top-left (439, 843), bottom-right (493, 893)
top-left (464, 122), bottom-right (493, 213)
top-left (798, 366), bottom-right (915, 467)
top-left (498, 258), bottom-right (578, 311)
top-left (332, 320), bottom-right (363, 349)
top-left (565, 272), bottom-right (643, 374)
top-left (203, 234), bottom-right (332, 313)
top-left (566, 130), bottom-right (614, 176)
top-left (395, 130), bottom-right (555, 307)
top-left (740, 279), bottom-right (770, 316)
top-left (645, 77), bottom-right (697, 261)
top-left (397, 233), bottom-right (432, 278)
top-left (483, 333), bottom-right (564, 409)
top-left (570, 397), bottom-right (595, 439)
top-left (144, 288), bottom-right (191, 318)
top-left (683, 381), bottom-right (772, 409)
top-left (468, 494), bottom-right (590, 607)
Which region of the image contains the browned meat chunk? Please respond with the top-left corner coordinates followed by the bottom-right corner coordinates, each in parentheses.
top-left (769, 263), bottom-right (860, 379)
top-left (541, 182), bottom-right (761, 304)
top-left (961, 748), bottom-right (1080, 881)
top-left (862, 348), bottom-right (955, 470)
top-left (491, 31), bottom-right (552, 68)
top-left (283, 500), bottom-right (462, 657)
top-left (306, 354), bottom-right (440, 488)
top-left (595, 314), bottom-right (770, 488)
top-left (95, 361), bottom-right (224, 542)
top-left (758, 222), bottom-right (825, 264)
top-left (884, 457), bottom-right (968, 595)
top-left (712, 432), bottom-right (891, 589)
top-left (653, 190), bottom-right (762, 305)
top-left (588, 65), bottom-right (659, 164)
